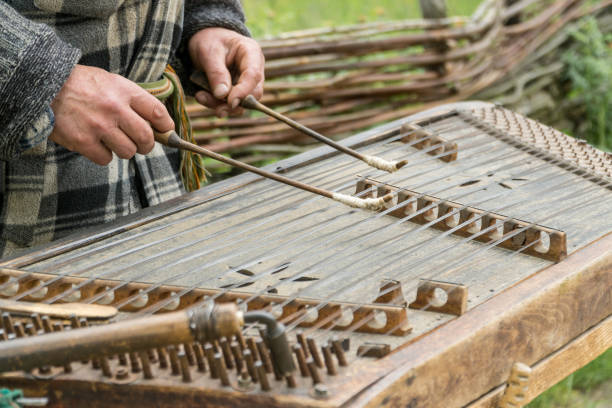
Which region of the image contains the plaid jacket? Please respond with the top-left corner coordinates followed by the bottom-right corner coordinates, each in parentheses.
top-left (0, 0), bottom-right (249, 257)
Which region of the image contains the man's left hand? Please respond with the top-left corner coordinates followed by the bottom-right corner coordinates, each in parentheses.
top-left (188, 27), bottom-right (264, 118)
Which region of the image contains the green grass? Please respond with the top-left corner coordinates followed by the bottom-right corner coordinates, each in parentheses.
top-left (528, 348), bottom-right (612, 408)
top-left (243, 0), bottom-right (481, 38)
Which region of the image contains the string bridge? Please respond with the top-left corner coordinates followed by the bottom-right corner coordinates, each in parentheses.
top-left (355, 177), bottom-right (567, 262)
top-left (0, 268), bottom-right (410, 336)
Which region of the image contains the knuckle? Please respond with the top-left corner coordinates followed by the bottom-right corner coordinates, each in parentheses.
top-left (135, 126), bottom-right (153, 146)
top-left (89, 119), bottom-right (107, 134)
top-left (101, 97), bottom-right (122, 113)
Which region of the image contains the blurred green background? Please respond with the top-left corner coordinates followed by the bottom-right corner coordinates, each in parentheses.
top-left (241, 1), bottom-right (611, 407)
top-left (243, 0), bottom-right (480, 38)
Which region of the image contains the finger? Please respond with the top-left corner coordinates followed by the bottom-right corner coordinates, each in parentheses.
top-left (227, 107), bottom-right (245, 117)
top-left (215, 104), bottom-right (231, 118)
top-left (252, 79), bottom-right (264, 100)
top-left (118, 111), bottom-right (155, 155)
top-left (130, 91), bottom-right (174, 133)
top-left (195, 90), bottom-right (225, 110)
top-left (100, 127), bottom-right (138, 160)
top-left (199, 45), bottom-right (232, 100)
top-left (81, 141), bottom-right (113, 166)
top-left (49, 121), bottom-right (114, 166)
top-left (227, 45), bottom-right (265, 108)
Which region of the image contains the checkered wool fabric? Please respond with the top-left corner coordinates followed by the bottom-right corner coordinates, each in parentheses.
top-left (0, 1), bottom-right (249, 257)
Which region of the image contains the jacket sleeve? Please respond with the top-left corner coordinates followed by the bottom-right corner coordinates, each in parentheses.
top-left (0, 3), bottom-right (81, 161)
top-left (173, 0), bottom-right (251, 95)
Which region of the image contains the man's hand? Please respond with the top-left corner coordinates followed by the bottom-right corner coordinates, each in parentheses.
top-left (49, 65), bottom-right (175, 165)
top-left (188, 27), bottom-right (264, 118)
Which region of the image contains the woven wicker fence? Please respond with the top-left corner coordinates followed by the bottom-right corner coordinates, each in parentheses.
top-left (186, 0), bottom-right (611, 168)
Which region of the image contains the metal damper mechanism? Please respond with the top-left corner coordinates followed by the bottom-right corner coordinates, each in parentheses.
top-left (0, 301), bottom-right (296, 378)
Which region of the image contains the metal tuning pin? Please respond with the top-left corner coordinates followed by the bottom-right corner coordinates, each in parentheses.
top-left (182, 343), bottom-right (196, 366)
top-left (204, 344), bottom-right (218, 379)
top-left (243, 349), bottom-right (257, 382)
top-left (255, 361), bottom-right (271, 391)
top-left (215, 352), bottom-right (230, 386)
top-left (292, 344), bottom-right (309, 377)
top-left (322, 343), bottom-right (337, 376)
top-left (219, 337), bottom-right (234, 369)
top-left (306, 358), bottom-right (322, 385)
top-left (178, 351), bottom-right (192, 383)
top-left (100, 356), bottom-right (113, 378)
top-left (128, 352), bottom-right (141, 373)
top-left (168, 346), bottom-right (180, 375)
top-left (307, 337), bottom-right (323, 368)
top-left (331, 337), bottom-right (348, 367)
top-left (193, 343), bottom-right (206, 372)
top-left (139, 351), bottom-right (154, 380)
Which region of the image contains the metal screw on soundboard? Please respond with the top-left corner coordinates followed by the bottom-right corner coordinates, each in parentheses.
top-left (314, 384), bottom-right (329, 398)
top-left (178, 351), bottom-right (192, 383)
top-left (115, 367), bottom-right (129, 380)
top-left (38, 365), bottom-right (51, 375)
top-left (237, 368), bottom-right (252, 388)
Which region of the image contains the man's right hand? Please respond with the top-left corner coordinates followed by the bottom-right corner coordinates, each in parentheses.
top-left (49, 65), bottom-right (175, 165)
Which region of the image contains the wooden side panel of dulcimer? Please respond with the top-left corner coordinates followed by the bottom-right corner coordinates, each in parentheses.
top-left (1, 101), bottom-right (611, 408)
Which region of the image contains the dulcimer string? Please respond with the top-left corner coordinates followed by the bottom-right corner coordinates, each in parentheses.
top-left (289, 179), bottom-right (611, 341)
top-left (141, 139), bottom-right (588, 317)
top-left (3, 122), bottom-right (456, 296)
top-left (277, 173), bottom-right (609, 333)
top-left (7, 124), bottom-right (437, 298)
top-left (22, 120), bottom-right (480, 303)
top-left (123, 134), bottom-right (539, 314)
